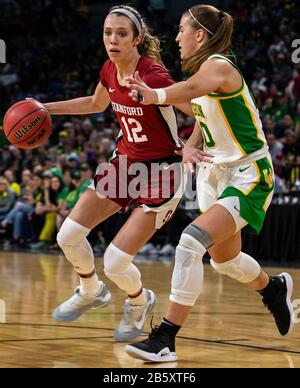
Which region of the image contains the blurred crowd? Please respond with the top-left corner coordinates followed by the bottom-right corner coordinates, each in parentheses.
top-left (0, 0), bottom-right (299, 253)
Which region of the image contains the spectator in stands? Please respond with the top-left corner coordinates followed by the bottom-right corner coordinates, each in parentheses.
top-left (264, 90), bottom-right (290, 123)
top-left (0, 177), bottom-right (16, 222)
top-left (266, 131), bottom-right (283, 164)
top-left (281, 114), bottom-right (295, 135)
top-left (31, 174), bottom-right (68, 249)
top-left (20, 169), bottom-right (32, 194)
top-left (4, 169), bottom-right (21, 196)
top-left (251, 68), bottom-right (267, 95)
top-left (1, 170), bottom-right (44, 246)
top-left (1, 189), bottom-right (35, 246)
top-left (79, 163), bottom-right (93, 188)
top-left (56, 170), bottom-right (88, 231)
top-left (282, 130), bottom-right (300, 164)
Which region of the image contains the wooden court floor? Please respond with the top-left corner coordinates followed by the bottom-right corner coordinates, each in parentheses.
top-left (0, 251), bottom-right (299, 368)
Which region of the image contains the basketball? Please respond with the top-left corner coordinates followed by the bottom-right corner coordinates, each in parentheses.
top-left (3, 99), bottom-right (52, 149)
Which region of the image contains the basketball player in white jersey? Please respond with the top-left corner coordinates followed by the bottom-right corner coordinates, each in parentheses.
top-left (125, 4), bottom-right (294, 362)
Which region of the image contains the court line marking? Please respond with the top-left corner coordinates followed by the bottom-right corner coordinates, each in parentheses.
top-left (178, 335), bottom-right (300, 355)
top-left (0, 336), bottom-right (112, 343)
top-left (1, 323), bottom-right (300, 355)
top-left (4, 311), bottom-right (268, 316)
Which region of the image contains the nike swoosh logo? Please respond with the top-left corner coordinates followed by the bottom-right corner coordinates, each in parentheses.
top-left (234, 205), bottom-right (240, 213)
top-left (134, 302), bottom-right (150, 330)
top-left (160, 349), bottom-right (171, 357)
top-left (109, 88), bottom-right (115, 93)
top-left (239, 166), bottom-right (250, 173)
top-left (163, 163), bottom-right (174, 170)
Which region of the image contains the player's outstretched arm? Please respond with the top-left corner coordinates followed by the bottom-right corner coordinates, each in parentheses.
top-left (127, 60), bottom-right (227, 106)
top-left (44, 82), bottom-right (110, 115)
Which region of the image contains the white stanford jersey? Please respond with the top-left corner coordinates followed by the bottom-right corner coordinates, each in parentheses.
top-left (100, 55), bottom-right (181, 162)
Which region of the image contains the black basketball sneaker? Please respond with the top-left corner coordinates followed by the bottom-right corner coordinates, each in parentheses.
top-left (262, 272), bottom-right (294, 336)
top-left (125, 325), bottom-right (177, 362)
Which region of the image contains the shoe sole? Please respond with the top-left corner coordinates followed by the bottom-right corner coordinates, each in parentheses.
top-left (280, 272), bottom-right (294, 335)
top-left (114, 291), bottom-right (157, 342)
top-left (125, 344), bottom-right (177, 362)
top-left (52, 291), bottom-right (112, 322)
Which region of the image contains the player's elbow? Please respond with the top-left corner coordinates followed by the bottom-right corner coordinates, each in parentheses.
top-left (185, 81), bottom-right (202, 100)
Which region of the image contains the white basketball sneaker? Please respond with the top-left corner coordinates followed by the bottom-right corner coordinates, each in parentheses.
top-left (52, 282), bottom-right (112, 321)
top-left (114, 289), bottom-right (156, 342)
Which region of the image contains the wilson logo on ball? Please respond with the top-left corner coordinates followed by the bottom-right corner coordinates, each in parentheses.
top-left (13, 116), bottom-right (41, 140)
top-left (4, 99), bottom-right (52, 149)
top-left (27, 128), bottom-right (47, 146)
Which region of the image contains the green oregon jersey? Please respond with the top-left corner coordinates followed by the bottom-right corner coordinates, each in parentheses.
top-left (191, 54), bottom-right (268, 165)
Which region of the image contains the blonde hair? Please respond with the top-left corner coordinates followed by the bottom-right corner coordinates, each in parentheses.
top-left (182, 5), bottom-right (233, 74)
top-left (108, 5), bottom-right (164, 66)
top-left (0, 177), bottom-right (9, 186)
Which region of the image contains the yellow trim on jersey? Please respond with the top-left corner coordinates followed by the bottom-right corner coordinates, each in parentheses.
top-left (216, 100), bottom-right (248, 157)
top-left (241, 91), bottom-right (265, 144)
top-left (263, 191), bottom-right (273, 213)
top-left (262, 161), bottom-right (274, 212)
top-left (208, 84), bottom-right (245, 100)
top-left (244, 162), bottom-right (261, 196)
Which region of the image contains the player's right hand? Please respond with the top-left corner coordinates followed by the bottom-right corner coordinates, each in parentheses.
top-left (126, 71), bottom-right (158, 105)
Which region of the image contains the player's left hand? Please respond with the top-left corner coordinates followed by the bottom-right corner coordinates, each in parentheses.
top-left (126, 71), bottom-right (158, 105)
top-left (175, 138), bottom-right (214, 173)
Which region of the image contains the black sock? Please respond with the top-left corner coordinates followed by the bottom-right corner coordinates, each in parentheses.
top-left (159, 318), bottom-right (181, 338)
top-left (259, 277), bottom-right (280, 300)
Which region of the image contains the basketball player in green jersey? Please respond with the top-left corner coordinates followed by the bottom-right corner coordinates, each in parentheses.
top-left (125, 4), bottom-right (295, 362)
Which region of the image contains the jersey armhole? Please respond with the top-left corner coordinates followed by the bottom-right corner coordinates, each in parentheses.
top-left (207, 54), bottom-right (244, 97)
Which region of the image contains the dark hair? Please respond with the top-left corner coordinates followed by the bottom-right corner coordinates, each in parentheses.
top-left (108, 5), bottom-right (164, 65)
top-left (182, 5), bottom-right (233, 74)
top-left (71, 170), bottom-right (81, 180)
top-left (80, 163), bottom-right (91, 171)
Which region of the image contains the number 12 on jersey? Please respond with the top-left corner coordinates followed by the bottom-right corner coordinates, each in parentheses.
top-left (121, 117), bottom-right (148, 143)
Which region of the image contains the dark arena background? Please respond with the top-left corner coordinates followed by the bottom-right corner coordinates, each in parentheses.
top-left (0, 0), bottom-right (300, 372)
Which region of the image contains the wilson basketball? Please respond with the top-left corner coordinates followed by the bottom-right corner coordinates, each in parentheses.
top-left (3, 99), bottom-right (52, 149)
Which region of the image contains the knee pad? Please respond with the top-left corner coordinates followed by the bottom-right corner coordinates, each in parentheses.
top-left (104, 243), bottom-right (141, 295)
top-left (210, 252), bottom-right (261, 283)
top-left (57, 217), bottom-right (90, 247)
top-left (170, 224), bottom-right (212, 307)
top-left (57, 217), bottom-right (94, 274)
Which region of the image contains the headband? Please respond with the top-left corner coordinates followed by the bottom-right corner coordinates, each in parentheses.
top-left (188, 9), bottom-right (214, 35)
top-left (110, 8), bottom-right (142, 35)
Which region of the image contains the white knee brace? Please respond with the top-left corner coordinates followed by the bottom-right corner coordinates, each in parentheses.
top-left (170, 224), bottom-right (212, 307)
top-left (57, 217), bottom-right (95, 275)
top-left (210, 252), bottom-right (261, 283)
top-left (103, 243), bottom-right (142, 295)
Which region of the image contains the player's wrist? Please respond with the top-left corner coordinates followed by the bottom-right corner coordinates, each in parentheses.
top-left (43, 103), bottom-right (52, 112)
top-left (154, 88), bottom-right (167, 105)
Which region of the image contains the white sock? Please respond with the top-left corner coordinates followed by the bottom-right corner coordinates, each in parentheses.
top-left (128, 288), bottom-right (147, 306)
top-left (79, 275), bottom-right (102, 297)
